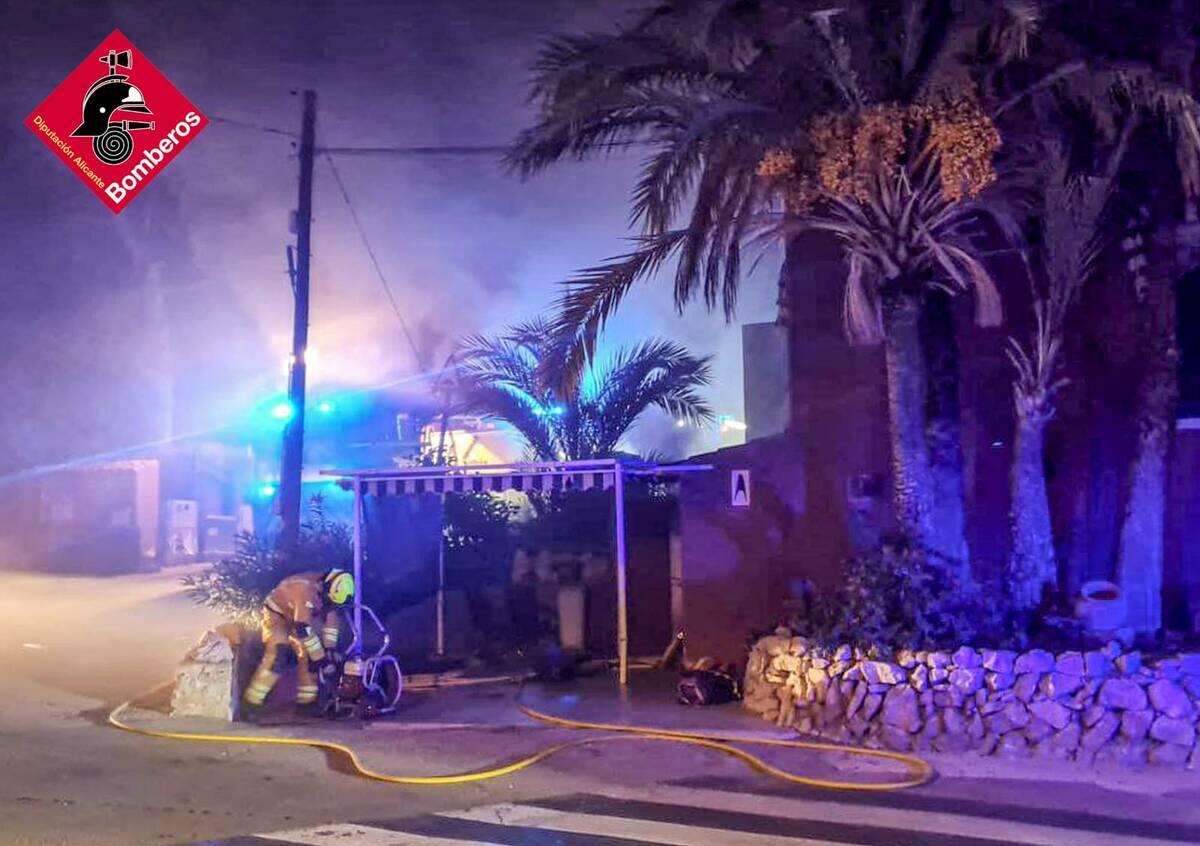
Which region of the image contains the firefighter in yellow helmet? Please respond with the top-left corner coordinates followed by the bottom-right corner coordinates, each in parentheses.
top-left (242, 569), bottom-right (355, 717)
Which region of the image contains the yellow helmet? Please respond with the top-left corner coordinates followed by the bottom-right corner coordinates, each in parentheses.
top-left (324, 569), bottom-right (355, 605)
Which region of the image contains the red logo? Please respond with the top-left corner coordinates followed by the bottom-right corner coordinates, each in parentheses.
top-left (24, 29), bottom-right (207, 214)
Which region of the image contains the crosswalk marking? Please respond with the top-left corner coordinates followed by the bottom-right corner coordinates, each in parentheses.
top-left (255, 822), bottom-right (483, 846)
top-left (624, 783), bottom-right (1189, 846)
top-left (439, 801), bottom-right (848, 846)
top-left (188, 786), bottom-right (1200, 846)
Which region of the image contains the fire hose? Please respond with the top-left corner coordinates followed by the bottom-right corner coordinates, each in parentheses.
top-left (107, 676), bottom-right (933, 791)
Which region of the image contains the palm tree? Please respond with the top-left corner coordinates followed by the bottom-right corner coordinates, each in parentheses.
top-left (453, 318), bottom-right (713, 461)
top-left (1000, 0), bottom-right (1200, 629)
top-left (1003, 130), bottom-right (1128, 612)
top-left (510, 0), bottom-right (1038, 560)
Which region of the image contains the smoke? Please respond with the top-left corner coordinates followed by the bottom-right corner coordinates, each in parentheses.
top-left (0, 0), bottom-right (778, 477)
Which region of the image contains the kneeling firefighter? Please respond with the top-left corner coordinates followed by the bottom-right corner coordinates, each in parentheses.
top-left (242, 569), bottom-right (355, 716)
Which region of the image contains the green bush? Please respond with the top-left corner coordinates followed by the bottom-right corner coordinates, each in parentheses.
top-left (792, 535), bottom-right (1024, 652)
top-left (182, 496), bottom-right (353, 623)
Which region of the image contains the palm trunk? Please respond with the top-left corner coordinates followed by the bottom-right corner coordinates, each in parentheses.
top-left (922, 292), bottom-right (969, 569)
top-left (1009, 414), bottom-right (1055, 610)
top-left (882, 291), bottom-right (936, 549)
top-left (1116, 267), bottom-right (1178, 634)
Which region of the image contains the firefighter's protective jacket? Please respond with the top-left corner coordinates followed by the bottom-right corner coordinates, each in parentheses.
top-left (263, 572), bottom-right (341, 662)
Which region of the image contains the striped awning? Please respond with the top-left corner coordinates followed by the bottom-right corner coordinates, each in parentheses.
top-left (363, 470), bottom-right (614, 497)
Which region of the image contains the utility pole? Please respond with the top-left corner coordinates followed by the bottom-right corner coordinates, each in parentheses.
top-left (278, 89), bottom-right (316, 550)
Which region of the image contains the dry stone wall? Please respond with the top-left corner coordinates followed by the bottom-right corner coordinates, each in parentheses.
top-left (744, 627), bottom-right (1200, 768)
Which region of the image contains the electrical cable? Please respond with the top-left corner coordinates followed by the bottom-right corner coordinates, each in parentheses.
top-left (208, 114), bottom-right (298, 138)
top-left (321, 151), bottom-right (426, 371)
top-left (107, 678), bottom-right (933, 791)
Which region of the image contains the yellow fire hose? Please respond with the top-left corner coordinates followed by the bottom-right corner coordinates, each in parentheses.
top-left (107, 678), bottom-right (933, 791)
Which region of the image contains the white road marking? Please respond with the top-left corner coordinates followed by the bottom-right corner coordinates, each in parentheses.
top-left (614, 784), bottom-right (1195, 846)
top-left (439, 801), bottom-right (853, 846)
top-left (256, 822), bottom-right (483, 846)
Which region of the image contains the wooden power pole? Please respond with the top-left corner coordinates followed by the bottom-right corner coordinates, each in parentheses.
top-left (279, 89), bottom-right (316, 550)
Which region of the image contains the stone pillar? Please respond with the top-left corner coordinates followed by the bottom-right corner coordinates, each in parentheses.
top-left (170, 629), bottom-right (240, 721)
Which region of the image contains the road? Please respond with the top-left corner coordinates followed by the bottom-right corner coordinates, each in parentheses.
top-left (2, 568), bottom-right (1200, 845)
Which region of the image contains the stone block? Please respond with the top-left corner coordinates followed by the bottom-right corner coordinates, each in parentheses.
top-left (1082, 705), bottom-right (1107, 728)
top-left (881, 685), bottom-right (921, 732)
top-left (997, 732), bottom-right (1030, 759)
top-left (1120, 709), bottom-right (1153, 742)
top-left (1098, 678), bottom-right (1149, 711)
top-left (1084, 651), bottom-right (1113, 679)
top-left (1041, 672), bottom-right (1083, 700)
top-left (909, 665), bottom-right (929, 692)
top-left (952, 647), bottom-right (981, 668)
top-left (1029, 700), bottom-right (1072, 731)
top-left (1014, 673), bottom-right (1040, 703)
top-left (1179, 653), bottom-right (1200, 676)
top-left (1025, 718), bottom-right (1056, 744)
top-left (1149, 742), bottom-right (1191, 767)
top-left (860, 693), bottom-right (883, 722)
top-left (950, 667), bottom-right (985, 695)
top-left (982, 650), bottom-right (1016, 675)
top-left (832, 644), bottom-right (852, 663)
top-left (1015, 649), bottom-right (1055, 675)
top-left (1081, 712), bottom-right (1120, 749)
top-left (861, 661), bottom-right (906, 685)
top-left (170, 630), bottom-right (239, 722)
top-left (927, 651), bottom-right (951, 669)
top-left (987, 672), bottom-right (1015, 692)
top-left (1116, 651), bottom-right (1142, 674)
top-left (1148, 679), bottom-right (1194, 720)
top-left (1150, 716), bottom-right (1196, 747)
top-left (880, 725), bottom-right (913, 752)
top-left (1055, 652), bottom-right (1084, 676)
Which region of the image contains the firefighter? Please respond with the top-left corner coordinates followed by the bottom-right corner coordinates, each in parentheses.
top-left (242, 569), bottom-right (355, 716)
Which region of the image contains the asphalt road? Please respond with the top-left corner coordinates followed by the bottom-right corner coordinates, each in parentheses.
top-left (3, 567), bottom-right (1200, 846)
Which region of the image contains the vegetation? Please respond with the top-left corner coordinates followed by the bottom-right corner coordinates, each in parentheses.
top-left (510, 0), bottom-right (1200, 634)
top-left (793, 534), bottom-right (1020, 651)
top-left (182, 496), bottom-right (353, 623)
top-left (454, 316), bottom-right (712, 461)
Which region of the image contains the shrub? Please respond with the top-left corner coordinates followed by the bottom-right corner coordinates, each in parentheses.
top-left (792, 534), bottom-right (1025, 652)
top-left (182, 496), bottom-right (353, 623)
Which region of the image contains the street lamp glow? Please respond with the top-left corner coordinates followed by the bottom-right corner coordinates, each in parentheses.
top-left (317, 400), bottom-right (334, 414)
top-left (258, 483), bottom-right (278, 498)
top-left (270, 401), bottom-right (295, 420)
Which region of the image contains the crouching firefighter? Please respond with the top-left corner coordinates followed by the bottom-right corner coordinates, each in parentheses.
top-left (242, 569), bottom-right (355, 717)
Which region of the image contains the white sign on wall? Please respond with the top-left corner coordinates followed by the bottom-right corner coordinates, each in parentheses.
top-left (731, 469), bottom-right (751, 507)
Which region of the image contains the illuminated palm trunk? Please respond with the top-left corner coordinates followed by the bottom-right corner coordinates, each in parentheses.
top-left (882, 290), bottom-right (936, 550)
top-left (1116, 271), bottom-right (1177, 634)
top-left (923, 292), bottom-right (969, 569)
top-left (1009, 414), bottom-right (1055, 610)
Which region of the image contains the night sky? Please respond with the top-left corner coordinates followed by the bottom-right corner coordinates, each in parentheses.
top-left (0, 0), bottom-right (779, 475)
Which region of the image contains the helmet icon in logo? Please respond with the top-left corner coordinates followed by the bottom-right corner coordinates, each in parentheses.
top-left (70, 49), bottom-right (154, 165)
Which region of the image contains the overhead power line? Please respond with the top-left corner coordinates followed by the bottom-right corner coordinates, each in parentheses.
top-left (208, 114), bottom-right (298, 138)
top-left (322, 151), bottom-right (427, 372)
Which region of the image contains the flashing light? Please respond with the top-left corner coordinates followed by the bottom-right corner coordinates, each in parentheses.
top-left (675, 419), bottom-right (687, 428)
top-left (549, 405), bottom-right (565, 417)
top-left (270, 401), bottom-right (295, 421)
top-left (257, 483), bottom-right (278, 498)
top-left (532, 406), bottom-right (546, 417)
top-left (317, 400), bottom-right (334, 414)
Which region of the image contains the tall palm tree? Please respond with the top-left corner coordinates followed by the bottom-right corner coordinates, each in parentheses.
top-left (1003, 130), bottom-right (1128, 612)
top-left (510, 0), bottom-right (1037, 559)
top-left (454, 318), bottom-right (712, 461)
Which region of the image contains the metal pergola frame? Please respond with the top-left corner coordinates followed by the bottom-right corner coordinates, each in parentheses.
top-left (321, 458), bottom-right (710, 684)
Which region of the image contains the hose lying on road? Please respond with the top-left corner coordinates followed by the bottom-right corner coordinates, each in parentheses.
top-left (107, 678), bottom-right (934, 791)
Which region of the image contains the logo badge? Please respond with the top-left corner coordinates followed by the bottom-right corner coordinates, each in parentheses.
top-left (24, 29), bottom-right (207, 213)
